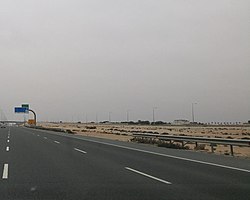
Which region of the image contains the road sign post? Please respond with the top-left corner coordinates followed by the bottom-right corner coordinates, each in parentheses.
top-left (14, 105), bottom-right (37, 126)
top-left (28, 109), bottom-right (37, 126)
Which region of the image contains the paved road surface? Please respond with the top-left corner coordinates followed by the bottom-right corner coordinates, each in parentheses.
top-left (0, 126), bottom-right (250, 199)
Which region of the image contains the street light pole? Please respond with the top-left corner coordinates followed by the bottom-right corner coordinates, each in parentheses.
top-left (95, 112), bottom-right (98, 124)
top-left (192, 103), bottom-right (197, 123)
top-left (109, 112), bottom-right (112, 122)
top-left (127, 110), bottom-right (130, 123)
top-left (85, 114), bottom-right (88, 124)
top-left (153, 107), bottom-right (157, 125)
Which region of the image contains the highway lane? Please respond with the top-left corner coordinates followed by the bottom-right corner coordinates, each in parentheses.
top-left (1, 127), bottom-right (171, 199)
top-left (26, 127), bottom-right (250, 170)
top-left (0, 127), bottom-right (250, 200)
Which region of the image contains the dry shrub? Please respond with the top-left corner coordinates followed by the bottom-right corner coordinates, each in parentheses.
top-left (85, 126), bottom-right (96, 129)
top-left (194, 144), bottom-right (206, 150)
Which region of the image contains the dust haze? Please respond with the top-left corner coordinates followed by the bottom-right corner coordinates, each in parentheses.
top-left (0, 0), bottom-right (249, 122)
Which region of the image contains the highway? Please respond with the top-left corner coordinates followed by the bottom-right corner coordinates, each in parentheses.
top-left (0, 126), bottom-right (250, 200)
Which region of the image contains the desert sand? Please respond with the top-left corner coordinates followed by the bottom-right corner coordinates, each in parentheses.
top-left (37, 122), bottom-right (250, 158)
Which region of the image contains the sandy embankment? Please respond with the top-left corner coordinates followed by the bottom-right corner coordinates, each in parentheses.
top-left (38, 122), bottom-right (250, 158)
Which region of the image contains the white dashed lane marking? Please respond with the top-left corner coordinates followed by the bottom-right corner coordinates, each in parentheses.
top-left (2, 164), bottom-right (9, 179)
top-left (125, 167), bottom-right (172, 185)
top-left (74, 148), bottom-right (87, 154)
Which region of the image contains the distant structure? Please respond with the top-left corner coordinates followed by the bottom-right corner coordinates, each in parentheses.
top-left (0, 109), bottom-right (8, 122)
top-left (172, 119), bottom-right (190, 125)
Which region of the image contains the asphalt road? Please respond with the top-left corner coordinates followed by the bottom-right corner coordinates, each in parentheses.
top-left (0, 126), bottom-right (250, 200)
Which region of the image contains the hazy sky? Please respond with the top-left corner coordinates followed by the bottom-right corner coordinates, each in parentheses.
top-left (0, 0), bottom-right (249, 123)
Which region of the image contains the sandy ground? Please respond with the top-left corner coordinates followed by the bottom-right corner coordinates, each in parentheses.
top-left (37, 122), bottom-right (250, 158)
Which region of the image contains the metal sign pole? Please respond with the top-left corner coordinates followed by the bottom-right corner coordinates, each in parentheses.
top-left (28, 109), bottom-right (37, 126)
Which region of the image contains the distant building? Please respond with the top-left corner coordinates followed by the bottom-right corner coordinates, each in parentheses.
top-left (172, 119), bottom-right (190, 125)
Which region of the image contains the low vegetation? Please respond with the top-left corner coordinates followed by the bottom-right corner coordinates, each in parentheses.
top-left (131, 137), bottom-right (189, 150)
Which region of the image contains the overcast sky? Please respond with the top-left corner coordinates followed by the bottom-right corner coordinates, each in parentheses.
top-left (0, 0), bottom-right (249, 123)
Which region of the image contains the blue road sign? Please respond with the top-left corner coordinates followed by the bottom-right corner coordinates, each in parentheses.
top-left (14, 107), bottom-right (28, 113)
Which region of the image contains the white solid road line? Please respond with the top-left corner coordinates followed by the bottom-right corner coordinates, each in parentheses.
top-left (2, 164), bottom-right (8, 179)
top-left (54, 141), bottom-right (60, 144)
top-left (125, 167), bottom-right (172, 185)
top-left (6, 146), bottom-right (9, 152)
top-left (72, 138), bottom-right (250, 173)
top-left (44, 137), bottom-right (47, 139)
top-left (74, 148), bottom-right (87, 154)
